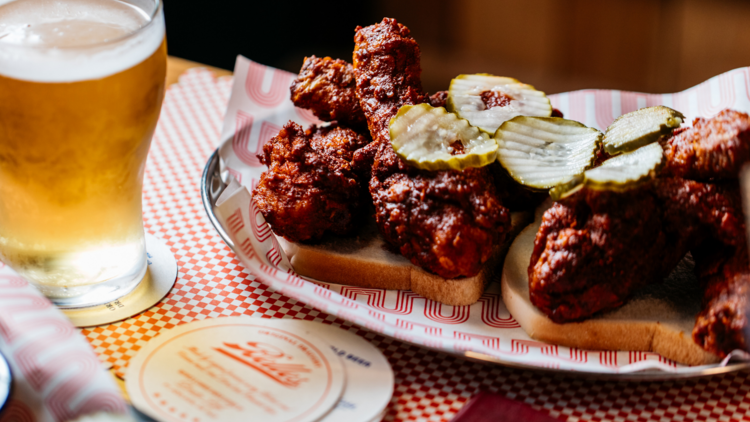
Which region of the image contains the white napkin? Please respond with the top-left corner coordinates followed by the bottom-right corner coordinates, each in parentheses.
top-left (0, 267), bottom-right (128, 422)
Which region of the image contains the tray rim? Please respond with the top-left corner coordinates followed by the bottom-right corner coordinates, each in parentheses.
top-left (201, 148), bottom-right (750, 381)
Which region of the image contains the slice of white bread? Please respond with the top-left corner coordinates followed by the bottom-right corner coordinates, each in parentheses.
top-left (501, 205), bottom-right (721, 366)
top-left (277, 211), bottom-right (532, 306)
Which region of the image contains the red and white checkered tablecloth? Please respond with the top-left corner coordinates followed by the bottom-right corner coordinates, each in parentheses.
top-left (81, 68), bottom-right (750, 422)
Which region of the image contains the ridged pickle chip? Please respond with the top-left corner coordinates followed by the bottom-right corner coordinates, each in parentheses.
top-left (447, 74), bottom-right (553, 134)
top-left (550, 142), bottom-right (665, 200)
top-left (494, 116), bottom-right (602, 189)
top-left (602, 106), bottom-right (684, 154)
top-left (388, 103), bottom-right (498, 171)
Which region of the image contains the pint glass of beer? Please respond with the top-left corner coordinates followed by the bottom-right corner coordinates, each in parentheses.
top-left (0, 0), bottom-right (167, 308)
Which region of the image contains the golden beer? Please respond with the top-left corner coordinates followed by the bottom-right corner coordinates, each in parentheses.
top-left (0, 0), bottom-right (166, 307)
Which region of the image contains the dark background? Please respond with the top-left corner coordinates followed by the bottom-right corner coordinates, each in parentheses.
top-left (163, 0), bottom-right (750, 95)
top-left (163, 0), bottom-right (379, 78)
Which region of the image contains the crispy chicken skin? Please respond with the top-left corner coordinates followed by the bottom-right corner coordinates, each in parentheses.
top-left (528, 177), bottom-right (740, 324)
top-left (428, 91), bottom-right (448, 108)
top-left (692, 241), bottom-right (750, 357)
top-left (694, 273), bottom-right (750, 357)
top-left (684, 178), bottom-right (749, 357)
top-left (528, 187), bottom-right (672, 322)
top-left (661, 109), bottom-right (750, 180)
top-left (289, 56), bottom-right (367, 127)
top-left (653, 178), bottom-right (744, 247)
top-left (353, 18), bottom-right (510, 279)
top-left (289, 55), bottom-right (446, 129)
top-left (370, 148), bottom-right (508, 278)
top-left (353, 18), bottom-right (428, 145)
top-left (658, 128), bottom-right (750, 357)
top-left (654, 177), bottom-right (748, 357)
top-left (252, 122), bottom-right (369, 243)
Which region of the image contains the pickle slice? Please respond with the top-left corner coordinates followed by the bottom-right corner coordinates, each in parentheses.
top-left (389, 103), bottom-right (498, 171)
top-left (550, 142), bottom-right (664, 200)
top-left (447, 74), bottom-right (553, 133)
top-left (494, 116), bottom-right (602, 189)
top-left (602, 106), bottom-right (684, 154)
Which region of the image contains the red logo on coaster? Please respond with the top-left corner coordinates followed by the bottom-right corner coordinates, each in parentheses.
top-left (215, 342), bottom-right (311, 387)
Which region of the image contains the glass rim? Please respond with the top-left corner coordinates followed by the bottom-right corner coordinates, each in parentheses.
top-left (0, 0), bottom-right (163, 50)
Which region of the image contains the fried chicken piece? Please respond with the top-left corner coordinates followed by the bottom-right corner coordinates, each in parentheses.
top-left (657, 111), bottom-right (750, 355)
top-left (680, 177), bottom-right (750, 357)
top-left (252, 122), bottom-right (369, 243)
top-left (692, 241), bottom-right (750, 357)
top-left (351, 89), bottom-right (449, 180)
top-left (351, 138), bottom-right (379, 180)
top-left (661, 109), bottom-right (750, 180)
top-left (693, 274), bottom-right (750, 357)
top-left (354, 18), bottom-right (428, 145)
top-left (653, 178), bottom-right (743, 247)
top-left (289, 56), bottom-right (367, 127)
top-left (528, 186), bottom-right (673, 322)
top-left (370, 157), bottom-right (509, 278)
top-left (353, 18), bottom-right (510, 279)
top-left (428, 91), bottom-right (448, 108)
top-left (289, 55), bottom-right (448, 127)
top-left (529, 177), bottom-right (742, 323)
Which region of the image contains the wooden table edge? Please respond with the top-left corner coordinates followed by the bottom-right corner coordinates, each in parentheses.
top-left (166, 56), bottom-right (233, 86)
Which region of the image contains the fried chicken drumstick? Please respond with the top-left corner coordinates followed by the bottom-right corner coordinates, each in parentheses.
top-left (353, 18), bottom-right (510, 279)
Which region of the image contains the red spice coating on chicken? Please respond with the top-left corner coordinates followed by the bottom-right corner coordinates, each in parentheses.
top-left (252, 122), bottom-right (369, 243)
top-left (528, 187), bottom-right (671, 322)
top-left (661, 109), bottom-right (750, 180)
top-left (692, 242), bottom-right (750, 357)
top-left (289, 56), bottom-right (367, 127)
top-left (353, 18), bottom-right (510, 278)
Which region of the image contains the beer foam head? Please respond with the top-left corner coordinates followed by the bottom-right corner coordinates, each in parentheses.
top-left (0, 0), bottom-right (164, 82)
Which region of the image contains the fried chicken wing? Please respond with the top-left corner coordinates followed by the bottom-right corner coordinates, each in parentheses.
top-left (353, 18), bottom-right (510, 279)
top-left (289, 56), bottom-right (367, 127)
top-left (661, 109), bottom-right (750, 180)
top-left (252, 122), bottom-right (369, 243)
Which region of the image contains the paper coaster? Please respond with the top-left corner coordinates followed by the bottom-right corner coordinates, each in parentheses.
top-left (368, 408), bottom-right (388, 422)
top-left (126, 317), bottom-right (346, 422)
top-left (62, 233), bottom-right (178, 327)
top-left (299, 322), bottom-right (393, 422)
